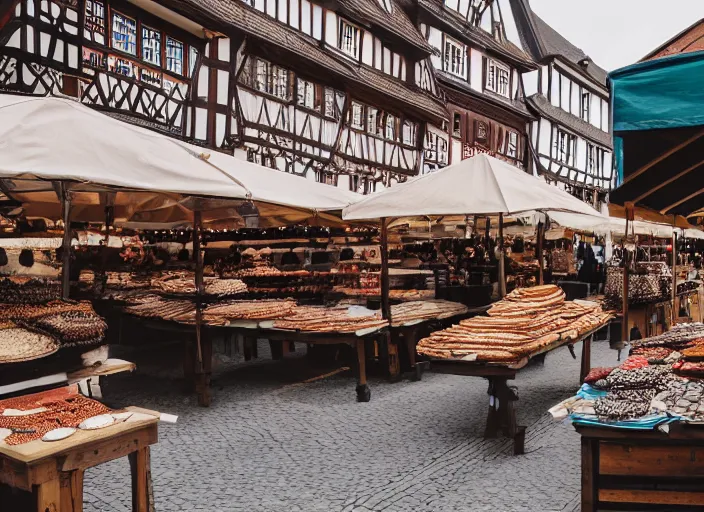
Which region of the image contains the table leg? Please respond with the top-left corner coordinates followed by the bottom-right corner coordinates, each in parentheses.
top-left (182, 340), bottom-right (195, 393)
top-left (243, 336), bottom-right (254, 361)
top-left (129, 447), bottom-right (151, 512)
top-left (581, 437), bottom-right (596, 512)
top-left (37, 478), bottom-right (60, 512)
top-left (355, 340), bottom-right (371, 402)
top-left (484, 377), bottom-right (525, 455)
top-left (580, 336), bottom-right (592, 384)
top-left (196, 333), bottom-right (213, 407)
top-left (269, 340), bottom-right (284, 360)
top-left (60, 470), bottom-right (84, 512)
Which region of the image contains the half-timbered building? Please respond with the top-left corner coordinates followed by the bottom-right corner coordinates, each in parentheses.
top-left (510, 0), bottom-right (613, 208)
top-left (416, 0), bottom-right (536, 173)
top-left (0, 0), bottom-right (447, 193)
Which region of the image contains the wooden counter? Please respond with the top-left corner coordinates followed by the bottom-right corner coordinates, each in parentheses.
top-left (0, 406), bottom-right (159, 512)
top-left (577, 423), bottom-right (704, 511)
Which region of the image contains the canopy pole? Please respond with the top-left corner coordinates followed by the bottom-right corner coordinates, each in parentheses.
top-left (59, 185), bottom-right (72, 300)
top-left (498, 213), bottom-right (506, 297)
top-left (622, 204), bottom-right (634, 348)
top-left (193, 209), bottom-right (212, 406)
top-left (380, 217), bottom-right (391, 323)
top-left (193, 210), bottom-right (204, 369)
top-left (672, 221), bottom-right (678, 325)
top-left (537, 221), bottom-right (545, 286)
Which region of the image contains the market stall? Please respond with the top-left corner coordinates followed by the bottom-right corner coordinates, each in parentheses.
top-left (0, 385), bottom-right (159, 512)
top-left (342, 155), bottom-right (613, 451)
top-left (417, 284), bottom-right (612, 454)
top-left (552, 322), bottom-right (704, 511)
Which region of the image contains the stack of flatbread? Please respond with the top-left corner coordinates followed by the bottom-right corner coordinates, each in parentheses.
top-left (418, 285), bottom-right (612, 363)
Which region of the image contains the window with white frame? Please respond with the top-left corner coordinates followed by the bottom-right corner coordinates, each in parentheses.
top-left (485, 59), bottom-right (510, 97)
top-left (586, 144), bottom-right (604, 176)
top-left (142, 26), bottom-right (161, 66)
top-left (324, 88), bottom-right (342, 120)
top-left (111, 12), bottom-right (137, 55)
top-left (581, 91), bottom-right (591, 122)
top-left (253, 58), bottom-right (291, 100)
top-left (165, 37), bottom-right (184, 75)
top-left (402, 121), bottom-right (416, 146)
top-left (367, 107), bottom-right (380, 135)
top-left (350, 102), bottom-right (364, 129)
top-left (385, 114), bottom-right (397, 141)
top-left (444, 36), bottom-right (465, 78)
top-left (338, 20), bottom-right (360, 59)
top-left (503, 130), bottom-right (518, 159)
top-left (297, 78), bottom-right (320, 111)
top-left (555, 129), bottom-right (576, 166)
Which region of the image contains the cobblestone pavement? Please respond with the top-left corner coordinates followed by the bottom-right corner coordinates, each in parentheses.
top-left (83, 339), bottom-right (619, 512)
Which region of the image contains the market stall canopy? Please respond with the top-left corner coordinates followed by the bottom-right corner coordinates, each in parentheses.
top-left (343, 154), bottom-right (604, 220)
top-left (548, 211), bottom-right (704, 239)
top-left (0, 95), bottom-right (360, 224)
top-left (609, 51), bottom-right (704, 216)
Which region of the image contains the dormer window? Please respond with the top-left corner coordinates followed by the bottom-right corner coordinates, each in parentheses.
top-left (485, 59), bottom-right (510, 98)
top-left (338, 20), bottom-right (360, 60)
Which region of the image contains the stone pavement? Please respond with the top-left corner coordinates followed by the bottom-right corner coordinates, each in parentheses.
top-left (83, 339), bottom-right (620, 512)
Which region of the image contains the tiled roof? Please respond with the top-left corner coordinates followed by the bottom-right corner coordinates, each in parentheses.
top-left (527, 94), bottom-right (612, 148)
top-left (337, 0), bottom-right (433, 54)
top-left (509, 0), bottom-right (608, 88)
top-left (417, 0), bottom-right (535, 70)
top-left (436, 71), bottom-right (533, 119)
top-left (163, 0), bottom-right (447, 122)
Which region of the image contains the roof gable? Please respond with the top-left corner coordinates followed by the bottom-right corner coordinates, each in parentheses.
top-left (508, 0), bottom-right (607, 88)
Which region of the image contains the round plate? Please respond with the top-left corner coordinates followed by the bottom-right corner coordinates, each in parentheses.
top-left (42, 427), bottom-right (76, 442)
top-left (78, 414), bottom-right (115, 430)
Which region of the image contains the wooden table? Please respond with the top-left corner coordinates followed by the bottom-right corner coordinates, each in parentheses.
top-left (577, 423), bottom-right (704, 511)
top-left (219, 325), bottom-right (387, 403)
top-left (426, 326), bottom-right (602, 455)
top-left (390, 305), bottom-right (491, 381)
top-left (0, 407), bottom-right (159, 512)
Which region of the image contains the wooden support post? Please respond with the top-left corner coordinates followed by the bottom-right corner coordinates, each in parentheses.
top-left (355, 339), bottom-right (370, 402)
top-left (622, 206), bottom-right (633, 345)
top-left (192, 210), bottom-right (211, 407)
top-left (60, 185), bottom-right (72, 300)
top-left (580, 335), bottom-right (592, 384)
top-left (484, 377), bottom-right (524, 454)
top-left (581, 437), bottom-right (596, 512)
top-left (672, 228), bottom-right (678, 325)
top-left (537, 221), bottom-right (545, 285)
top-left (37, 478), bottom-right (61, 512)
top-left (129, 447), bottom-right (151, 512)
top-left (380, 218), bottom-right (391, 323)
top-left (498, 213), bottom-right (506, 297)
top-left (60, 470), bottom-right (84, 512)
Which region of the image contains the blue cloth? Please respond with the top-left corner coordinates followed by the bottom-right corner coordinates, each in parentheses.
top-left (610, 51), bottom-right (704, 133)
top-left (571, 413), bottom-right (674, 430)
top-left (577, 384), bottom-right (607, 400)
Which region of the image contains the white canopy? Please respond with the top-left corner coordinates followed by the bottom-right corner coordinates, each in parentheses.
top-left (343, 154), bottom-right (604, 220)
top-left (547, 211), bottom-right (704, 240)
top-left (0, 95), bottom-right (360, 223)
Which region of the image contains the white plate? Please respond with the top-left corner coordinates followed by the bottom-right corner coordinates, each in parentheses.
top-left (78, 414), bottom-right (115, 430)
top-left (0, 428), bottom-right (11, 442)
top-left (42, 427), bottom-right (76, 442)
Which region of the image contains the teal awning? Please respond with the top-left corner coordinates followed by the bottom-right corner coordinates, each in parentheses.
top-left (610, 51), bottom-right (704, 133)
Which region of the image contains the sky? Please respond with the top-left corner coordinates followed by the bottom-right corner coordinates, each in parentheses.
top-left (529, 0), bottom-right (704, 71)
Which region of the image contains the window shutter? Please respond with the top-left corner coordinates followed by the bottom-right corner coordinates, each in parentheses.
top-left (482, 57), bottom-right (487, 91)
